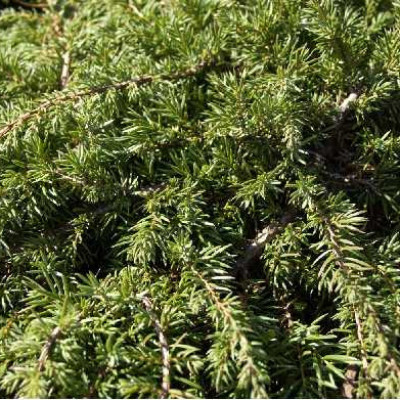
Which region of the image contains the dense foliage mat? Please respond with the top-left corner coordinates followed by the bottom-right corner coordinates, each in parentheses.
top-left (1, 0), bottom-right (400, 397)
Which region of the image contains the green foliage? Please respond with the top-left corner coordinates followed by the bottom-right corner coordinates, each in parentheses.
top-left (0, 0), bottom-right (400, 397)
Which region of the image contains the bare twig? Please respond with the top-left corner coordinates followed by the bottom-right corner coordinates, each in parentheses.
top-left (37, 310), bottom-right (84, 372)
top-left (38, 326), bottom-right (62, 372)
top-left (52, 12), bottom-right (71, 90)
top-left (60, 50), bottom-right (71, 89)
top-left (341, 364), bottom-right (358, 398)
top-left (339, 93), bottom-right (358, 115)
top-left (127, 0), bottom-right (144, 18)
top-left (281, 298), bottom-right (294, 330)
top-left (133, 183), bottom-right (168, 198)
top-left (141, 295), bottom-right (170, 399)
top-left (235, 211), bottom-right (296, 281)
top-left (0, 58), bottom-right (215, 138)
top-left (323, 92), bottom-right (359, 133)
top-left (389, 355), bottom-right (400, 379)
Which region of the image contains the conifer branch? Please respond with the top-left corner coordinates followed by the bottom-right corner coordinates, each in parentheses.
top-left (341, 304), bottom-right (399, 397)
top-left (37, 310), bottom-right (84, 373)
top-left (323, 211), bottom-right (400, 394)
top-left (322, 215), bottom-right (350, 273)
top-left (235, 210), bottom-right (296, 281)
top-left (192, 268), bottom-right (236, 323)
top-left (319, 213), bottom-right (371, 386)
top-left (38, 326), bottom-right (62, 372)
top-left (369, 309), bottom-right (400, 379)
top-left (190, 265), bottom-right (268, 397)
top-left (0, 58), bottom-right (215, 138)
top-left (353, 309), bottom-right (369, 382)
top-left (279, 298), bottom-right (308, 390)
top-left (141, 295), bottom-right (170, 399)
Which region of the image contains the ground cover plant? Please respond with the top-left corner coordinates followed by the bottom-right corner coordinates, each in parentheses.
top-left (0, 0), bottom-right (400, 398)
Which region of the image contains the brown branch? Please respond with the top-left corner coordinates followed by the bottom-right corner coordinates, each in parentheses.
top-left (341, 364), bottom-right (358, 398)
top-left (141, 295), bottom-right (170, 399)
top-left (323, 92), bottom-right (359, 133)
top-left (127, 0), bottom-right (144, 18)
top-left (133, 183), bottom-right (168, 198)
top-left (235, 210), bottom-right (296, 281)
top-left (389, 355), bottom-right (400, 379)
top-left (38, 326), bottom-right (62, 372)
top-left (339, 93), bottom-right (358, 115)
top-left (51, 12), bottom-right (72, 90)
top-left (37, 309), bottom-right (84, 372)
top-left (281, 298), bottom-right (294, 330)
top-left (60, 50), bottom-right (71, 89)
top-left (0, 58), bottom-right (215, 138)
